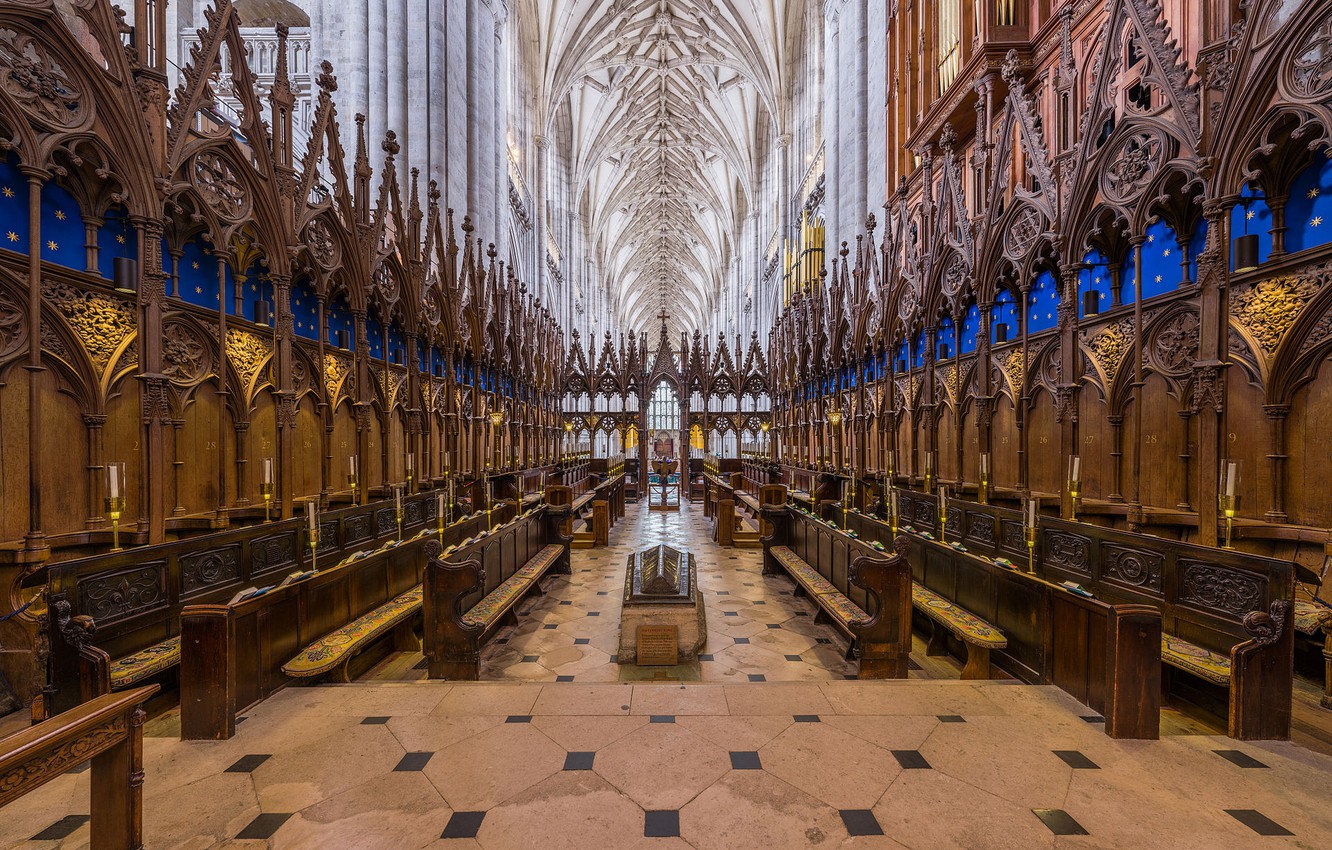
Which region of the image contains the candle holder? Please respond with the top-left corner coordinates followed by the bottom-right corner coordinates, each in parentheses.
top-left (1068, 479), bottom-right (1081, 522)
top-left (938, 495), bottom-right (948, 544)
top-left (309, 525), bottom-right (319, 573)
top-left (105, 496), bottom-right (126, 552)
top-left (396, 506), bottom-right (404, 542)
top-left (437, 500), bottom-right (446, 544)
top-left (1221, 494), bottom-right (1238, 549)
top-left (261, 482), bottom-right (274, 522)
top-left (1026, 524), bottom-right (1037, 574)
top-left (979, 452), bottom-right (991, 505)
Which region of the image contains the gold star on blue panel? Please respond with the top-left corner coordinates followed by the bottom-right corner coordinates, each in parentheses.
top-left (5, 231), bottom-right (16, 243)
top-left (1246, 210), bottom-right (1256, 220)
top-left (195, 285), bottom-right (203, 294)
top-left (45, 240), bottom-right (57, 252)
top-left (192, 261), bottom-right (199, 269)
top-left (1313, 216), bottom-right (1324, 228)
top-left (1162, 248), bottom-right (1171, 257)
top-left (1155, 275), bottom-right (1163, 283)
top-left (1, 186), bottom-right (12, 198)
top-left (1309, 188), bottom-right (1320, 200)
top-left (1147, 234), bottom-right (1155, 243)
top-left (54, 210), bottom-right (65, 221)
top-left (116, 234), bottom-right (125, 244)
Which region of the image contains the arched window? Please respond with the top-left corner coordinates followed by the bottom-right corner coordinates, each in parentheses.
top-left (648, 381), bottom-right (680, 432)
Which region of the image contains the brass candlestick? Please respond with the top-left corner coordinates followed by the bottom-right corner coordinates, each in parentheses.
top-left (105, 496), bottom-right (126, 552)
top-left (310, 527), bottom-right (319, 573)
top-left (1026, 525), bottom-right (1037, 574)
top-left (261, 482), bottom-right (274, 523)
top-left (1221, 494), bottom-right (1238, 549)
top-left (348, 473), bottom-right (359, 503)
top-left (396, 507), bottom-right (404, 541)
top-left (979, 474), bottom-right (990, 505)
top-left (1068, 480), bottom-right (1080, 521)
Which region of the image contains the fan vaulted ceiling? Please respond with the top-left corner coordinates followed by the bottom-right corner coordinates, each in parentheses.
top-left (523, 0), bottom-right (783, 341)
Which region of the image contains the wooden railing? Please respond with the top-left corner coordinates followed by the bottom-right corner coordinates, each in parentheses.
top-left (0, 686), bottom-right (157, 849)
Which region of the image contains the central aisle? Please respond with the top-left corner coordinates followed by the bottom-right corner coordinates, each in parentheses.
top-left (373, 501), bottom-right (883, 683)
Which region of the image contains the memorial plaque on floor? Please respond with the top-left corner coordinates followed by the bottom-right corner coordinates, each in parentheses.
top-left (637, 625), bottom-right (679, 665)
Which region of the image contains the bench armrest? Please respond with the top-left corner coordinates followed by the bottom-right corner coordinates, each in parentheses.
top-left (423, 540), bottom-right (487, 680)
top-left (847, 537), bottom-right (913, 679)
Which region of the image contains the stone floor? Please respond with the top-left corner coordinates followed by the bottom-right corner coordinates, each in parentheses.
top-left (368, 501), bottom-right (876, 684)
top-left (6, 501), bottom-right (1332, 849)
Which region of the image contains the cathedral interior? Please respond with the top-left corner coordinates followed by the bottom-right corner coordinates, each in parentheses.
top-left (4, 0), bottom-right (1332, 847)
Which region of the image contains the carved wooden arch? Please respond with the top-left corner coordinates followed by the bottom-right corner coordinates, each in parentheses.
top-left (1211, 1), bottom-right (1332, 196)
top-left (168, 138), bottom-right (288, 275)
top-left (0, 8), bottom-right (159, 210)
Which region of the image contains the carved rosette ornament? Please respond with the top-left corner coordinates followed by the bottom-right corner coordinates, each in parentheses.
top-left (1101, 130), bottom-right (1164, 205)
top-left (192, 151), bottom-right (249, 219)
top-left (0, 27), bottom-right (87, 128)
top-left (161, 323), bottom-right (210, 384)
top-left (1003, 206), bottom-right (1044, 261)
top-left (1288, 16), bottom-right (1332, 99)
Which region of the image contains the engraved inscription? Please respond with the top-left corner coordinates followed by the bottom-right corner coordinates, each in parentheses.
top-left (636, 625), bottom-right (679, 666)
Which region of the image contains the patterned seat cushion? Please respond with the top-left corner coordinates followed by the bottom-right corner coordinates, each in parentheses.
top-left (770, 546), bottom-right (867, 624)
top-left (817, 590), bottom-right (869, 625)
top-left (462, 574), bottom-right (532, 628)
top-left (770, 547), bottom-right (838, 597)
top-left (1294, 600), bottom-right (1332, 636)
top-left (1161, 634), bottom-right (1231, 685)
top-left (283, 586), bottom-right (423, 678)
top-left (911, 585), bottom-right (1008, 648)
top-left (515, 545), bottom-right (563, 580)
top-left (109, 637), bottom-right (181, 689)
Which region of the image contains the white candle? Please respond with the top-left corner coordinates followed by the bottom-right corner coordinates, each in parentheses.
top-left (436, 491), bottom-right (444, 518)
top-left (262, 457), bottom-right (274, 487)
top-left (1070, 456), bottom-right (1081, 482)
top-left (108, 464), bottom-right (120, 499)
top-left (1226, 462), bottom-right (1237, 497)
top-left (306, 500), bottom-right (316, 533)
top-left (395, 486), bottom-right (403, 514)
top-left (406, 453), bottom-right (414, 474)
top-left (444, 452), bottom-right (451, 472)
top-left (349, 455), bottom-right (357, 477)
top-left (1027, 498), bottom-right (1038, 528)
top-left (980, 453), bottom-right (989, 476)
top-left (939, 485), bottom-right (947, 510)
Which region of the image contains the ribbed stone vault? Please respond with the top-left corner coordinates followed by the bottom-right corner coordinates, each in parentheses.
top-left (524, 0), bottom-right (782, 339)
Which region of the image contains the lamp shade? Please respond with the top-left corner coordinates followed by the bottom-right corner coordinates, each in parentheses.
top-left (1234, 233), bottom-right (1260, 273)
top-left (336, 329), bottom-right (350, 349)
top-left (937, 343), bottom-right (949, 360)
top-left (994, 322), bottom-right (1009, 344)
top-left (113, 257), bottom-right (138, 294)
top-left (254, 300), bottom-right (271, 327)
top-left (1082, 291), bottom-right (1100, 317)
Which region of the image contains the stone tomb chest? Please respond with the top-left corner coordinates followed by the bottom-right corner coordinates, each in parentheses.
top-left (618, 544), bottom-right (707, 664)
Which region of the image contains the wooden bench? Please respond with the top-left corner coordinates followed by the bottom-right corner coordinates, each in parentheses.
top-left (761, 504), bottom-right (913, 678)
top-left (423, 505), bottom-right (572, 680)
top-left (43, 491), bottom-right (445, 716)
top-left (911, 584), bottom-right (1008, 679)
top-left (857, 489), bottom-right (1294, 740)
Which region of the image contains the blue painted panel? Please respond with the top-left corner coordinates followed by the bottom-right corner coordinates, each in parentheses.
top-left (1285, 156), bottom-right (1332, 254)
